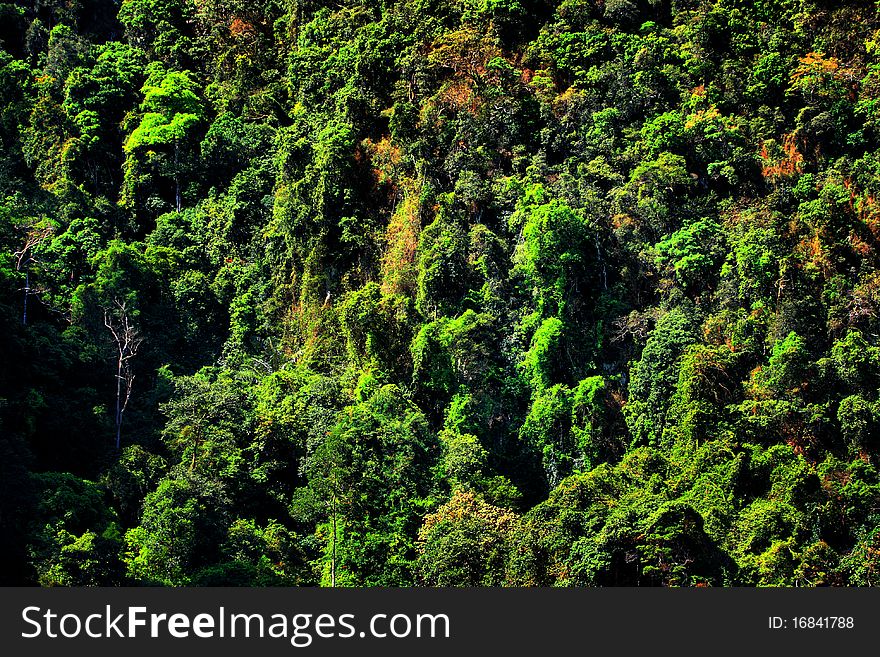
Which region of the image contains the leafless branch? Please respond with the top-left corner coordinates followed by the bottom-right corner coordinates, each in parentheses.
top-left (104, 299), bottom-right (143, 449)
top-left (13, 224), bottom-right (53, 271)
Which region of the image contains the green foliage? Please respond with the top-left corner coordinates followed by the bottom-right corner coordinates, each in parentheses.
top-left (27, 472), bottom-right (124, 586)
top-left (416, 490), bottom-right (519, 586)
top-left (572, 375), bottom-right (626, 467)
top-left (520, 383), bottom-right (577, 487)
top-left (513, 191), bottom-right (594, 318)
top-left (521, 316), bottom-right (563, 391)
top-left (123, 66), bottom-right (205, 217)
top-left (295, 384), bottom-right (440, 586)
top-left (752, 332), bottom-right (813, 398)
top-left (124, 477), bottom-right (228, 585)
top-left (4, 0), bottom-right (880, 589)
top-left (416, 204), bottom-right (471, 318)
top-left (625, 306), bottom-right (698, 446)
top-left (655, 217), bottom-right (725, 293)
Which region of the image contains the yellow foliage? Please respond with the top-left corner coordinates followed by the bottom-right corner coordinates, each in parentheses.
top-left (381, 180), bottom-right (422, 297)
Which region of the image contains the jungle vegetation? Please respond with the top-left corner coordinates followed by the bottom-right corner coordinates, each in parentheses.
top-left (1, 0), bottom-right (880, 586)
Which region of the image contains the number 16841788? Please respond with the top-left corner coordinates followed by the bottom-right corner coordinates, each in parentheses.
top-left (768, 616), bottom-right (854, 629)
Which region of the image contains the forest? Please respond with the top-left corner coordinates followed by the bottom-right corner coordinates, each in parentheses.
top-left (1, 0), bottom-right (879, 587)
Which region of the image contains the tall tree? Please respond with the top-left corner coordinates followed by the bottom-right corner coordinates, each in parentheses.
top-left (103, 299), bottom-right (142, 449)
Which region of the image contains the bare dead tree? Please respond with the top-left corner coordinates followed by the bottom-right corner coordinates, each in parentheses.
top-left (13, 223), bottom-right (53, 326)
top-left (610, 308), bottom-right (661, 344)
top-left (104, 299), bottom-right (143, 449)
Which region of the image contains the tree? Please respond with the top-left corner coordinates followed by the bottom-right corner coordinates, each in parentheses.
top-left (416, 490), bottom-right (519, 586)
top-left (160, 369), bottom-right (252, 477)
top-left (519, 384), bottom-right (577, 488)
top-left (5, 0), bottom-right (880, 590)
top-left (512, 190), bottom-right (595, 319)
top-left (12, 219), bottom-right (53, 326)
top-left (60, 42), bottom-right (146, 196)
top-left (123, 66), bottom-right (204, 217)
top-left (124, 477), bottom-right (229, 585)
top-left (26, 472), bottom-right (124, 586)
top-left (415, 203), bottom-right (472, 319)
top-left (296, 384), bottom-right (440, 586)
top-left (625, 306), bottom-right (698, 446)
top-left (104, 299), bottom-right (142, 449)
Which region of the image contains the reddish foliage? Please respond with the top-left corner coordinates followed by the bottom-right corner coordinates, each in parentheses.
top-left (761, 133), bottom-right (803, 179)
top-left (229, 18), bottom-right (255, 38)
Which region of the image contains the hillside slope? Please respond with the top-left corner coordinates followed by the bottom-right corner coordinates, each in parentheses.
top-left (1, 0), bottom-right (879, 586)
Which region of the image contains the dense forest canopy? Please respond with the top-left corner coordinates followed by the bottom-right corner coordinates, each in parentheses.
top-left (1, 0), bottom-right (880, 586)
